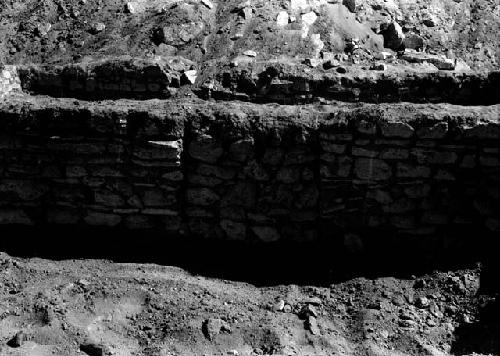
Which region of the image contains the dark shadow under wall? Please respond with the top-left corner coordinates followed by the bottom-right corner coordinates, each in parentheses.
top-left (0, 224), bottom-right (489, 288)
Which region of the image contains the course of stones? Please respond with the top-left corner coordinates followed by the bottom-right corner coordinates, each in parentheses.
top-left (0, 62), bottom-right (499, 246)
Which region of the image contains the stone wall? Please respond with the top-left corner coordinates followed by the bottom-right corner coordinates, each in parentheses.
top-left (0, 65), bottom-right (22, 99)
top-left (203, 64), bottom-right (500, 105)
top-left (17, 57), bottom-right (195, 100)
top-left (0, 97), bottom-right (499, 243)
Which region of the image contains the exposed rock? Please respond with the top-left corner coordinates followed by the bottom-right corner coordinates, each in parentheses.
top-left (125, 1), bottom-right (145, 14)
top-left (243, 50), bottom-right (257, 57)
top-left (201, 0), bottom-right (214, 9)
top-left (182, 70), bottom-right (198, 84)
top-left (90, 22), bottom-right (106, 34)
top-left (370, 63), bottom-right (387, 71)
top-left (273, 299), bottom-right (285, 311)
top-left (305, 316), bottom-right (321, 335)
top-left (276, 11), bottom-right (289, 27)
top-left (403, 34), bottom-right (424, 50)
top-left (7, 331), bottom-right (26, 348)
top-left (202, 318), bottom-right (231, 341)
top-left (36, 23), bottom-right (51, 37)
top-left (80, 342), bottom-right (107, 356)
top-left (382, 22), bottom-right (405, 50)
top-left (343, 0), bottom-right (356, 13)
top-left (401, 51), bottom-right (455, 70)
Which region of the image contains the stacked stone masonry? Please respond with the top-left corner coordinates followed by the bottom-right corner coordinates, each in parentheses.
top-left (206, 66), bottom-right (500, 105)
top-left (17, 57), bottom-right (193, 100)
top-left (0, 97), bottom-right (499, 242)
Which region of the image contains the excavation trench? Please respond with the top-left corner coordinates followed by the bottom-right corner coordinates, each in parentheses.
top-left (0, 95), bottom-right (498, 283)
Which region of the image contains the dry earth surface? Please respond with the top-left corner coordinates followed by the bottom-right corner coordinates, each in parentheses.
top-left (0, 250), bottom-right (498, 356)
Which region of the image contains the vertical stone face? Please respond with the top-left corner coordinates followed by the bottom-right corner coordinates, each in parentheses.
top-left (0, 100), bottom-right (498, 244)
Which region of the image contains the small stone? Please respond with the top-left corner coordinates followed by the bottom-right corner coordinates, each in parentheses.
top-left (300, 304), bottom-right (318, 318)
top-left (423, 16), bottom-right (437, 27)
top-left (201, 0), bottom-right (214, 9)
top-left (90, 22), bottom-right (106, 34)
top-left (125, 1), bottom-right (145, 14)
top-left (7, 331), bottom-right (25, 348)
top-left (301, 11), bottom-right (317, 26)
top-left (182, 70), bottom-right (198, 84)
top-left (374, 51), bottom-right (394, 60)
top-left (276, 11), bottom-right (289, 27)
top-left (36, 23), bottom-right (52, 36)
top-left (243, 50), bottom-right (257, 57)
top-left (343, 0), bottom-right (356, 13)
top-left (323, 59), bottom-right (340, 69)
top-left (283, 304), bottom-right (292, 313)
top-left (80, 343), bottom-right (106, 356)
top-left (233, 0), bottom-right (251, 12)
top-left (370, 63), bottom-right (387, 71)
top-left (304, 57), bottom-right (321, 67)
top-left (416, 296), bottom-right (430, 308)
top-left (227, 350), bottom-right (239, 356)
top-left (304, 297), bottom-right (322, 305)
top-left (273, 299), bottom-right (285, 312)
top-left (202, 318), bottom-right (231, 341)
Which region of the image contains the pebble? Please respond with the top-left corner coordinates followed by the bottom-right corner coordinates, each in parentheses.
top-left (243, 50), bottom-right (257, 57)
top-left (416, 296), bottom-right (430, 308)
top-left (90, 22), bottom-right (106, 34)
top-left (283, 304), bottom-right (292, 313)
top-left (273, 299), bottom-right (285, 312)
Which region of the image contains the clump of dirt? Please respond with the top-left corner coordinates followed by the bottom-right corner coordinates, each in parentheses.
top-left (0, 251), bottom-right (498, 356)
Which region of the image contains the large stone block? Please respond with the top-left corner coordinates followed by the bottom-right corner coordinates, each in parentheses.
top-left (220, 219), bottom-right (247, 240)
top-left (354, 158), bottom-right (391, 180)
top-left (0, 180), bottom-right (48, 201)
top-left (187, 188), bottom-right (220, 206)
top-left (229, 138), bottom-right (254, 162)
top-left (133, 140), bottom-right (181, 161)
top-left (0, 209), bottom-right (33, 225)
top-left (411, 149), bottom-right (458, 165)
top-left (416, 122), bottom-right (448, 139)
top-left (379, 122), bottom-right (414, 138)
top-left (251, 226), bottom-right (280, 242)
top-left (84, 212), bottom-right (121, 226)
top-left (188, 134), bottom-right (223, 163)
top-left (396, 163), bottom-right (431, 178)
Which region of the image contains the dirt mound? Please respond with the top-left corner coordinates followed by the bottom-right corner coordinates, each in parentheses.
top-left (0, 0), bottom-right (498, 70)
